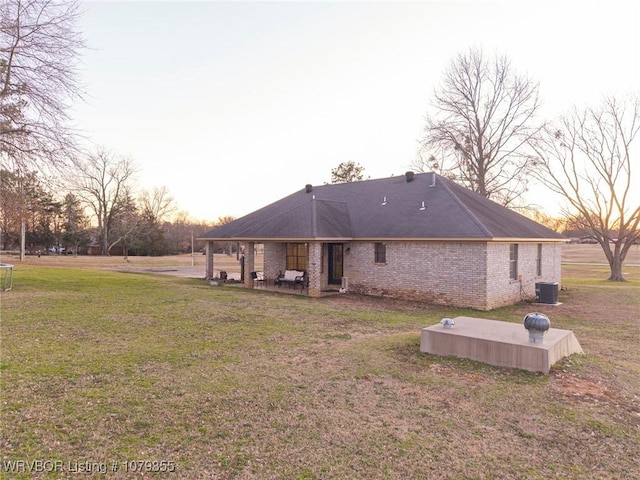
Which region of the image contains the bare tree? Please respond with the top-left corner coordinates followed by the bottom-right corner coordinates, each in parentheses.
top-left (407, 149), bottom-right (457, 180)
top-left (214, 215), bottom-right (237, 256)
top-left (164, 210), bottom-right (193, 254)
top-left (71, 149), bottom-right (136, 255)
top-left (0, 0), bottom-right (85, 171)
top-left (330, 161), bottom-right (366, 184)
top-left (531, 96), bottom-right (640, 281)
top-left (139, 186), bottom-right (176, 224)
top-left (108, 188), bottom-right (139, 258)
top-left (421, 48), bottom-right (543, 207)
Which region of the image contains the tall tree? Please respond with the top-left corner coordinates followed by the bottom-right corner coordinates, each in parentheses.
top-left (60, 192), bottom-right (89, 255)
top-left (33, 191), bottom-right (62, 252)
top-left (164, 210), bottom-right (192, 254)
top-left (0, 168), bottom-right (22, 249)
top-left (420, 48), bottom-right (542, 207)
top-left (72, 149), bottom-right (136, 255)
top-left (133, 187), bottom-right (176, 255)
top-left (139, 186), bottom-right (176, 225)
top-left (531, 96), bottom-right (640, 281)
top-left (0, 0), bottom-right (85, 171)
top-left (331, 161), bottom-right (366, 184)
top-left (108, 189), bottom-right (139, 257)
top-left (0, 168), bottom-right (50, 256)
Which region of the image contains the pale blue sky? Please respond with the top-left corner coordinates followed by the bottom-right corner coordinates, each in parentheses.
top-left (71, 1), bottom-right (639, 221)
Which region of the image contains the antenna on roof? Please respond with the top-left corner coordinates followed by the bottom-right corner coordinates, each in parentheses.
top-left (381, 196), bottom-right (387, 206)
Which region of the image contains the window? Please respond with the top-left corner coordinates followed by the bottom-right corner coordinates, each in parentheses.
top-left (374, 243), bottom-right (386, 264)
top-left (509, 244), bottom-right (519, 280)
top-left (536, 244), bottom-right (542, 276)
top-left (286, 243), bottom-right (308, 271)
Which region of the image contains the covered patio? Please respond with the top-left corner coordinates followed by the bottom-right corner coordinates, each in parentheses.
top-left (226, 275), bottom-right (342, 297)
top-left (203, 240), bottom-right (347, 297)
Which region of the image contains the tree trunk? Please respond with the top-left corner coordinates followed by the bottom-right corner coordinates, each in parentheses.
top-left (102, 225), bottom-right (109, 256)
top-left (608, 254), bottom-right (625, 281)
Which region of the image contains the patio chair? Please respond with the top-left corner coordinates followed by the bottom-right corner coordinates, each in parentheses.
top-left (250, 271), bottom-right (265, 288)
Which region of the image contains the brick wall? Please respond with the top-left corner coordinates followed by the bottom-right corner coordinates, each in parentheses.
top-left (483, 242), bottom-right (562, 309)
top-left (243, 242), bottom-right (255, 288)
top-left (263, 242), bottom-right (286, 281)
top-left (263, 242), bottom-right (322, 295)
top-left (262, 240), bottom-right (562, 310)
top-left (205, 241), bottom-right (214, 279)
top-left (344, 240), bottom-right (562, 310)
top-left (307, 242), bottom-right (322, 296)
top-left (344, 241), bottom-right (489, 309)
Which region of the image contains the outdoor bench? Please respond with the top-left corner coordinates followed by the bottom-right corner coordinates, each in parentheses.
top-left (276, 270), bottom-right (306, 290)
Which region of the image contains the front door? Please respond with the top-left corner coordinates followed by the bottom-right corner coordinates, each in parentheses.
top-left (328, 243), bottom-right (343, 285)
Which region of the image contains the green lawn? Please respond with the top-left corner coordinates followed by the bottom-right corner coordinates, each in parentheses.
top-left (1, 266), bottom-right (639, 479)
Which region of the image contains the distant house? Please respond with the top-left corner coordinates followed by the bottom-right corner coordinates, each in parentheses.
top-left (199, 172), bottom-right (566, 310)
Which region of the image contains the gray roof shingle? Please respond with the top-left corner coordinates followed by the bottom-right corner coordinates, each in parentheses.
top-left (200, 173), bottom-right (565, 241)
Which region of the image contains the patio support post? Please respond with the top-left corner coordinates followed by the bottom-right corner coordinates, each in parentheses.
top-left (307, 242), bottom-right (322, 297)
top-left (205, 241), bottom-right (214, 280)
top-left (244, 242), bottom-right (255, 288)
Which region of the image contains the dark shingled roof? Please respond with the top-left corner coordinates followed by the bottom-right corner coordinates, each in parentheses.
top-left (200, 173), bottom-right (566, 241)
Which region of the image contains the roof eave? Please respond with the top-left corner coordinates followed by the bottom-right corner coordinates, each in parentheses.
top-left (488, 237), bottom-right (569, 243)
top-left (198, 236), bottom-right (567, 243)
top-left (197, 236), bottom-right (354, 242)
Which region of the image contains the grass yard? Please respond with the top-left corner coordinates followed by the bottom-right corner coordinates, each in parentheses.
top-left (1, 253), bottom-right (639, 479)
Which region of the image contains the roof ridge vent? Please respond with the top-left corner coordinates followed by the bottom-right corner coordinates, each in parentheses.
top-left (405, 171), bottom-right (415, 183)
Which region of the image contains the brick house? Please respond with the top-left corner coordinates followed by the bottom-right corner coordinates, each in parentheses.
top-left (199, 172), bottom-right (566, 310)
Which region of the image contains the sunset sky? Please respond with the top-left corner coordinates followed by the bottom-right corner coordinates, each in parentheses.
top-left (71, 0), bottom-right (639, 222)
